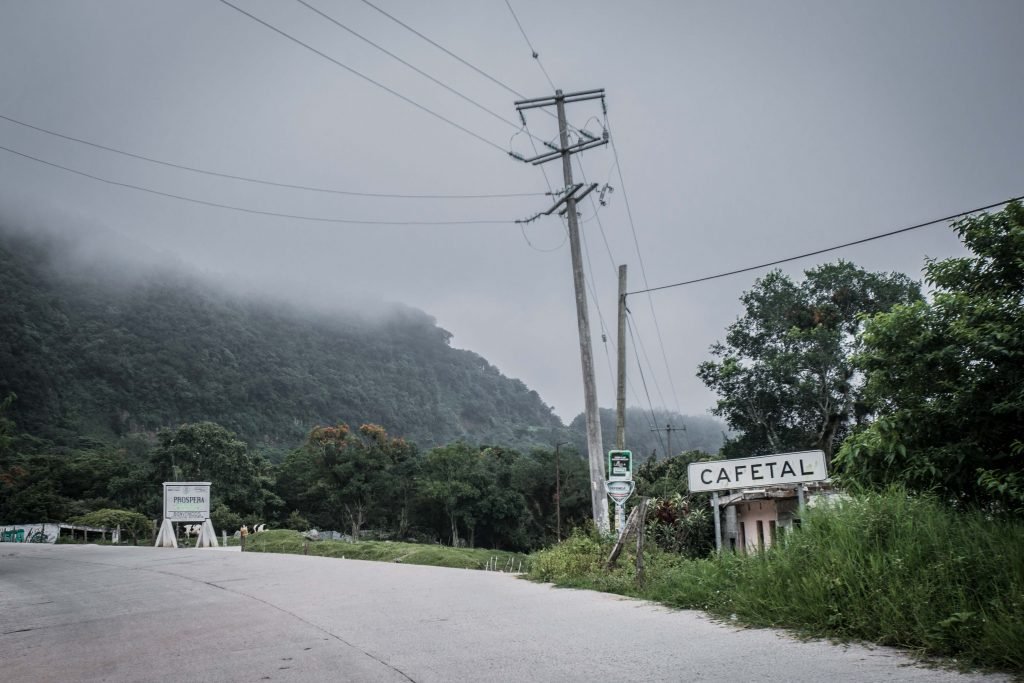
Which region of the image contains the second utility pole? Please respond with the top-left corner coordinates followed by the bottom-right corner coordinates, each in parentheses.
top-left (514, 88), bottom-right (610, 533)
top-left (616, 264), bottom-right (627, 450)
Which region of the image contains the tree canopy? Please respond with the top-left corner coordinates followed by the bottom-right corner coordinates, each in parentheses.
top-left (836, 202), bottom-right (1024, 510)
top-left (698, 261), bottom-right (921, 463)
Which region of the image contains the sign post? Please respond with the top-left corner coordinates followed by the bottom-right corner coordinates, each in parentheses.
top-left (156, 482), bottom-right (216, 548)
top-left (607, 450), bottom-right (633, 481)
top-left (606, 450), bottom-right (634, 537)
top-left (687, 451), bottom-right (829, 552)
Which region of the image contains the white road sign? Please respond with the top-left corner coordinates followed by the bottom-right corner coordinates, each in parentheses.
top-left (606, 479), bottom-right (635, 505)
top-left (163, 482), bottom-right (211, 522)
top-left (687, 450), bottom-right (828, 493)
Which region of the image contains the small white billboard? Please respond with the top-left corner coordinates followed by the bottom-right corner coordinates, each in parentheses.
top-left (163, 482), bottom-right (211, 522)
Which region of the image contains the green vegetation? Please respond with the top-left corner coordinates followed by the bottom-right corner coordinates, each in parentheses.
top-left (2, 203), bottom-right (1021, 673)
top-left (529, 489), bottom-right (1024, 673)
top-left (235, 529), bottom-right (530, 571)
top-left (531, 205), bottom-right (1024, 674)
top-left (71, 508), bottom-right (152, 544)
top-left (837, 202), bottom-right (1024, 510)
top-left (698, 261), bottom-right (921, 463)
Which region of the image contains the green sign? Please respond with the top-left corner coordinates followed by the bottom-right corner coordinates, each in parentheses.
top-left (607, 450), bottom-right (633, 481)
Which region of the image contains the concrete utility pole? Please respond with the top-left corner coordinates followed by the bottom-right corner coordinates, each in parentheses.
top-left (515, 88), bottom-right (610, 533)
top-left (616, 265), bottom-right (627, 450)
top-left (650, 423), bottom-right (685, 459)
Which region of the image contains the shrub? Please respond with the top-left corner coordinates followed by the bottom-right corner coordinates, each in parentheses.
top-left (72, 508), bottom-right (152, 544)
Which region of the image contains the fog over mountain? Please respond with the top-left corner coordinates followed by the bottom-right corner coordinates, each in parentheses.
top-left (1, 1), bottom-right (1021, 422)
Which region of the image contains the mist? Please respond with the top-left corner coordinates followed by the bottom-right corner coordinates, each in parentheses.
top-left (1, 0), bottom-right (1021, 422)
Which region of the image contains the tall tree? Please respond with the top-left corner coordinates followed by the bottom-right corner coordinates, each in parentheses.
top-left (417, 442), bottom-right (484, 547)
top-left (304, 423), bottom-right (415, 539)
top-left (698, 261), bottom-right (920, 464)
top-left (836, 202), bottom-right (1024, 510)
top-left (150, 421), bottom-right (280, 520)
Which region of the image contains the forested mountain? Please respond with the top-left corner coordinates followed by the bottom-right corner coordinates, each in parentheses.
top-left (0, 229), bottom-right (562, 453)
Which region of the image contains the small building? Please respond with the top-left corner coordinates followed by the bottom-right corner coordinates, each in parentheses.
top-left (716, 482), bottom-right (833, 553)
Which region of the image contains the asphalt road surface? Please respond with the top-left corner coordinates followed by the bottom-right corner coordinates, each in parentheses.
top-left (0, 545), bottom-right (1009, 682)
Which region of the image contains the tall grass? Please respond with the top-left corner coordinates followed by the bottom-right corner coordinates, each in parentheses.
top-left (529, 489), bottom-right (1024, 673)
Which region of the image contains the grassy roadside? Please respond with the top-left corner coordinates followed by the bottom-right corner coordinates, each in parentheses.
top-left (230, 529), bottom-right (531, 572)
top-left (528, 489), bottom-right (1024, 674)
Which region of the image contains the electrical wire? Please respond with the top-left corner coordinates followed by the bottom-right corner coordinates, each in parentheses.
top-left (626, 315), bottom-right (668, 455)
top-left (503, 0), bottom-right (557, 91)
top-left (357, 0), bottom-right (588, 141)
top-left (580, 231), bottom-right (618, 399)
top-left (607, 117), bottom-right (685, 417)
top-left (0, 113), bottom-right (542, 200)
top-left (518, 120), bottom-right (567, 251)
top-left (626, 308), bottom-right (670, 416)
top-left (294, 0), bottom-right (545, 144)
top-left (216, 0), bottom-right (509, 156)
top-left (573, 154), bottom-right (617, 272)
top-left (0, 144), bottom-right (514, 226)
top-left (627, 195), bottom-right (1024, 296)
top-left (574, 137), bottom-right (676, 421)
top-left (358, 0), bottom-right (524, 99)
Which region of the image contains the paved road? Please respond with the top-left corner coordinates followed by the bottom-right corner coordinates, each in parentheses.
top-left (0, 545), bottom-right (1008, 682)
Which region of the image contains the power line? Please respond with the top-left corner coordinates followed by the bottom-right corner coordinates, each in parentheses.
top-left (572, 155), bottom-right (617, 272)
top-left (626, 308), bottom-right (670, 414)
top-left (356, 0), bottom-right (587, 141)
top-left (626, 315), bottom-right (667, 455)
top-left (627, 195), bottom-right (1024, 296)
top-left (580, 231), bottom-right (618, 397)
top-left (0, 113), bottom-right (541, 200)
top-left (358, 0), bottom-right (524, 99)
top-left (0, 144), bottom-right (513, 226)
top-left (216, 0), bottom-right (509, 155)
top-left (294, 0), bottom-right (540, 141)
top-left (517, 118), bottom-right (565, 251)
top-left (607, 116), bottom-right (685, 417)
top-left (503, 0), bottom-right (557, 91)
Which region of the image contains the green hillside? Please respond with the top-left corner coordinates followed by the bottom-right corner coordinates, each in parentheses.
top-left (0, 229), bottom-right (562, 453)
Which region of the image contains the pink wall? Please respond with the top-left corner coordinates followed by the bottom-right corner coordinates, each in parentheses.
top-left (736, 500), bottom-right (779, 553)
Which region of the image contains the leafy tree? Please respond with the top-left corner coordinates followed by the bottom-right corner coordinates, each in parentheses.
top-left (836, 202), bottom-right (1024, 510)
top-left (72, 508), bottom-right (151, 544)
top-left (210, 503), bottom-right (243, 534)
top-left (634, 450), bottom-right (717, 557)
top-left (150, 421), bottom-right (280, 520)
top-left (417, 442), bottom-right (484, 546)
top-left (464, 447), bottom-right (531, 550)
top-left (512, 446), bottom-right (590, 546)
top-left (304, 423), bottom-right (416, 539)
top-left (698, 261), bottom-right (920, 464)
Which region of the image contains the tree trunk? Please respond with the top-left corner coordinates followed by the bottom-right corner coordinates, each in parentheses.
top-left (344, 503), bottom-right (364, 542)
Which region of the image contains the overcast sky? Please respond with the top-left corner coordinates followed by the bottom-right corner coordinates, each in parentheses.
top-left (1, 1), bottom-right (1022, 423)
